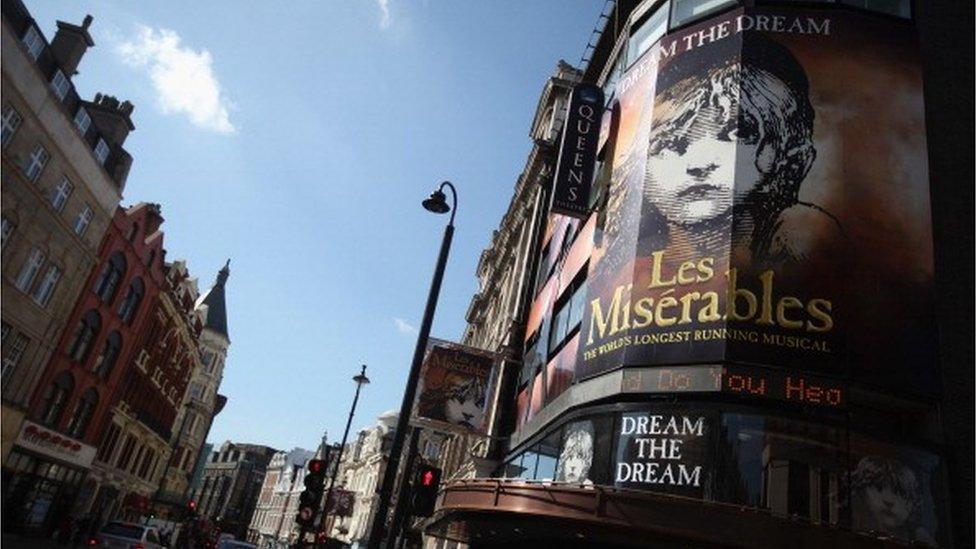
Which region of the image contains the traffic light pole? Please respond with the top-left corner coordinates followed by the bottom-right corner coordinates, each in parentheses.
top-left (320, 364), bottom-right (368, 540)
top-left (388, 426), bottom-right (421, 549)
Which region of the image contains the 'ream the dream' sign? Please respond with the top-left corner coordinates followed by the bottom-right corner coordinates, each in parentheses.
top-left (614, 411), bottom-right (710, 497)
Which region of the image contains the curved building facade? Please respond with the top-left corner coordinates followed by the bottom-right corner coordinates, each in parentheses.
top-left (427, 1), bottom-right (967, 548)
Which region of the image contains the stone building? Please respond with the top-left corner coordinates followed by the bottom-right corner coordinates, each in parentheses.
top-left (1, 0), bottom-right (135, 462)
top-left (424, 1), bottom-right (973, 548)
top-left (325, 411), bottom-right (397, 547)
top-left (247, 446), bottom-right (315, 548)
top-left (193, 440), bottom-right (277, 540)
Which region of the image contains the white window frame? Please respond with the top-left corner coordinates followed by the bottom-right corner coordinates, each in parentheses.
top-left (1, 217), bottom-right (14, 250)
top-left (51, 177), bottom-right (73, 212)
top-left (23, 143), bottom-right (50, 183)
top-left (22, 26), bottom-right (43, 61)
top-left (2, 332), bottom-right (30, 382)
top-left (14, 247), bottom-right (45, 292)
top-left (94, 138), bottom-right (110, 165)
top-left (1, 105), bottom-right (23, 148)
top-left (50, 70), bottom-right (70, 101)
top-left (31, 264), bottom-right (61, 307)
top-left (73, 107), bottom-right (91, 134)
top-left (74, 204), bottom-right (93, 236)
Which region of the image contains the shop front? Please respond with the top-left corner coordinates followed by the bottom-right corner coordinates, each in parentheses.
top-left (1, 420), bottom-right (95, 537)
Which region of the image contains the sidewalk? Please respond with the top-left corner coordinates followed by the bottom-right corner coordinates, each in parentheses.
top-left (1, 533), bottom-right (78, 549)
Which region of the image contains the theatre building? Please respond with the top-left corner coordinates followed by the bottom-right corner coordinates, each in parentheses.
top-left (426, 1), bottom-right (971, 548)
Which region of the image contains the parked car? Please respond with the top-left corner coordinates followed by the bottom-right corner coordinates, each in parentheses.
top-left (216, 539), bottom-right (257, 549)
top-left (89, 521), bottom-right (165, 548)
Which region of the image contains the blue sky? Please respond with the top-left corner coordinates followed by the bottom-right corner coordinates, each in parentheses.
top-left (25, 0), bottom-right (604, 452)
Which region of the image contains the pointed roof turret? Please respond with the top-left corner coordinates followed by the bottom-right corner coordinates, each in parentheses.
top-left (198, 259), bottom-right (230, 339)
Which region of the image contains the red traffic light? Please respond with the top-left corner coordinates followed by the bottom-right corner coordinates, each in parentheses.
top-left (422, 470), bottom-right (435, 486)
top-left (188, 500), bottom-right (197, 510)
top-left (308, 459), bottom-right (325, 474)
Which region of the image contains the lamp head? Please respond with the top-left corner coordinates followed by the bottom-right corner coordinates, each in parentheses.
top-left (353, 373), bottom-right (370, 386)
top-left (422, 189), bottom-right (450, 214)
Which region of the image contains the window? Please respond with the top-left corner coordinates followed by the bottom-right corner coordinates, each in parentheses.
top-left (145, 249), bottom-right (156, 268)
top-left (92, 331), bottom-right (122, 378)
top-left (117, 278), bottom-right (144, 322)
top-left (839, 0), bottom-right (910, 17)
top-left (31, 263), bottom-right (61, 306)
top-left (39, 372), bottom-right (74, 427)
top-left (1, 105), bottom-right (22, 147)
top-left (2, 216), bottom-right (15, 249)
top-left (22, 26), bottom-right (43, 61)
top-left (14, 247), bottom-right (45, 292)
top-left (628, 1), bottom-right (669, 66)
top-left (93, 252), bottom-right (126, 303)
top-left (670, 0), bottom-right (737, 28)
top-left (96, 423), bottom-right (122, 462)
top-left (51, 177), bottom-right (73, 212)
top-left (548, 275), bottom-right (588, 356)
top-left (74, 205), bottom-right (93, 236)
top-left (116, 435), bottom-right (136, 470)
top-left (73, 107), bottom-right (91, 134)
top-left (50, 70), bottom-right (70, 101)
top-left (68, 310), bottom-right (101, 363)
top-left (189, 382), bottom-right (204, 400)
top-left (22, 143), bottom-right (50, 183)
top-left (2, 332), bottom-right (30, 383)
top-left (94, 139), bottom-right (110, 165)
top-left (65, 388), bottom-right (98, 438)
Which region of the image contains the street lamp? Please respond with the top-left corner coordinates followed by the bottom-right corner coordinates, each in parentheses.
top-left (366, 181), bottom-right (457, 549)
top-left (319, 365), bottom-right (370, 543)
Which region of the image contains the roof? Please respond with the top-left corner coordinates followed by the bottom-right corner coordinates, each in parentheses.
top-left (198, 259), bottom-right (230, 339)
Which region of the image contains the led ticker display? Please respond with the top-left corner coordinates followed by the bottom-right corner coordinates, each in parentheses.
top-left (620, 365), bottom-right (844, 408)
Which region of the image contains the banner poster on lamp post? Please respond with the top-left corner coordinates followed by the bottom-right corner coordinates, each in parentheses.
top-left (577, 7), bottom-right (936, 398)
top-left (411, 338), bottom-right (498, 436)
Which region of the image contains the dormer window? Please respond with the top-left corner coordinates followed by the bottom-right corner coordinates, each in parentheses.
top-left (22, 26), bottom-right (43, 61)
top-left (50, 70), bottom-right (70, 101)
top-left (74, 107), bottom-right (91, 134)
top-left (94, 138), bottom-right (110, 165)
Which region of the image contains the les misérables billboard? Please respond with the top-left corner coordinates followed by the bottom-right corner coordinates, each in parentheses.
top-left (413, 340), bottom-right (496, 435)
top-left (579, 8), bottom-right (936, 395)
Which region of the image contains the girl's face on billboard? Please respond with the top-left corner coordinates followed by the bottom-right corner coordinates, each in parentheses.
top-left (644, 86), bottom-right (765, 228)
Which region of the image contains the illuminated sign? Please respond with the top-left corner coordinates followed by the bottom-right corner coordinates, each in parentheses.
top-left (620, 365), bottom-right (844, 408)
top-left (614, 411), bottom-right (710, 498)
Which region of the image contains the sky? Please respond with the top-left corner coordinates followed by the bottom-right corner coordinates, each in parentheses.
top-left (24, 0), bottom-right (606, 452)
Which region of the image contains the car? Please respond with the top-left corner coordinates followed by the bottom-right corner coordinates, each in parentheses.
top-left (89, 521), bottom-right (165, 548)
top-left (216, 539), bottom-right (257, 549)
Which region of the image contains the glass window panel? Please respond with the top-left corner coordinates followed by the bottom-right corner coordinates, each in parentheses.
top-left (840, 0), bottom-right (910, 17)
top-left (671, 0), bottom-right (737, 28)
top-left (628, 2), bottom-right (669, 66)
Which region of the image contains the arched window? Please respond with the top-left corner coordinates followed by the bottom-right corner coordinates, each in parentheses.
top-left (117, 278), bottom-right (144, 323)
top-left (91, 331), bottom-right (122, 378)
top-left (68, 310), bottom-right (101, 363)
top-left (127, 223), bottom-right (139, 242)
top-left (93, 252), bottom-right (126, 304)
top-left (38, 372), bottom-right (74, 427)
top-left (65, 387), bottom-right (98, 438)
top-left (145, 249), bottom-right (156, 268)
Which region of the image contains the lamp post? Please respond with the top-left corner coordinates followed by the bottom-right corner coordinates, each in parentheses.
top-left (366, 181), bottom-right (457, 549)
top-left (318, 365), bottom-right (370, 544)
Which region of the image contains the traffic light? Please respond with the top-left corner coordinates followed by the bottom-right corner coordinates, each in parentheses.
top-left (410, 465), bottom-right (442, 517)
top-left (295, 459), bottom-right (326, 529)
top-left (186, 499), bottom-right (197, 518)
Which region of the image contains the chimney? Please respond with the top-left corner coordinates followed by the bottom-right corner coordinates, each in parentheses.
top-left (144, 203), bottom-right (164, 236)
top-left (50, 15), bottom-right (95, 76)
top-left (86, 93), bottom-right (136, 147)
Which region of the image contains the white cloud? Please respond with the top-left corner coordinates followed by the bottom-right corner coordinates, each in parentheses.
top-left (393, 317), bottom-right (416, 334)
top-left (118, 25), bottom-right (235, 134)
top-left (377, 0), bottom-right (392, 29)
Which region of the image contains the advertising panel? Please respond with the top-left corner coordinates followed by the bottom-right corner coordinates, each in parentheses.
top-left (413, 340), bottom-right (497, 435)
top-left (578, 7), bottom-right (935, 396)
